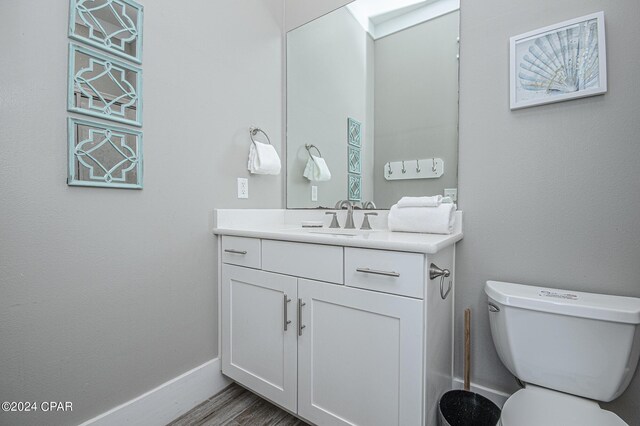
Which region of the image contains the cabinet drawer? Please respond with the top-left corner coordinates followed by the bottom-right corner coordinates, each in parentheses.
top-left (262, 240), bottom-right (343, 284)
top-left (221, 236), bottom-right (261, 269)
top-left (345, 248), bottom-right (424, 298)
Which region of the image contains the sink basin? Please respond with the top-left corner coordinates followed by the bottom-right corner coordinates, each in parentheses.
top-left (304, 228), bottom-right (376, 237)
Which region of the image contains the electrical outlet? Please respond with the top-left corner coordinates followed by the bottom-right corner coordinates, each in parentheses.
top-left (237, 178), bottom-right (248, 199)
top-left (444, 188), bottom-right (457, 202)
top-left (311, 186), bottom-right (318, 202)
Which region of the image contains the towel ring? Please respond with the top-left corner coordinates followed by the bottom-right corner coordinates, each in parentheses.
top-left (305, 144), bottom-right (322, 158)
top-left (249, 127), bottom-right (271, 145)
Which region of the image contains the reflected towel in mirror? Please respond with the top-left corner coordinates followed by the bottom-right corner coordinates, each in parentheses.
top-left (248, 141), bottom-right (281, 175)
top-left (303, 155), bottom-right (331, 181)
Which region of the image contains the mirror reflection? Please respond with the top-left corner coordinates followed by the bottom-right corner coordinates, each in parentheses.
top-left (286, 0), bottom-right (460, 209)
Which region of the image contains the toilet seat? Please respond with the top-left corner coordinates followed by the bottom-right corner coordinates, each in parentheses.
top-left (500, 386), bottom-right (627, 426)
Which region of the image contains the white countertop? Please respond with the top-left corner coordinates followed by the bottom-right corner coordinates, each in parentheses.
top-left (212, 209), bottom-right (463, 254)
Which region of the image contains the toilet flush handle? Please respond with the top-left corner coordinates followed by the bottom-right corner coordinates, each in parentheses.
top-left (488, 302), bottom-right (500, 313)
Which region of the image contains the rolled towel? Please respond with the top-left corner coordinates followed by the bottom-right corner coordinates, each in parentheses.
top-left (388, 203), bottom-right (456, 235)
top-left (303, 155), bottom-right (331, 181)
top-left (397, 195), bottom-right (443, 208)
top-left (248, 141), bottom-right (281, 175)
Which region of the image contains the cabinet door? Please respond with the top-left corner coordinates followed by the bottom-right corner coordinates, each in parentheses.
top-left (298, 279), bottom-right (423, 426)
top-left (221, 265), bottom-right (298, 412)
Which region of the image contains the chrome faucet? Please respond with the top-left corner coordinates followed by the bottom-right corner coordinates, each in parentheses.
top-left (335, 200), bottom-right (355, 229)
top-left (362, 200), bottom-right (377, 209)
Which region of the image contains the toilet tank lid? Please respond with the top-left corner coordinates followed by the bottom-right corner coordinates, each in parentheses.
top-left (486, 281), bottom-right (640, 324)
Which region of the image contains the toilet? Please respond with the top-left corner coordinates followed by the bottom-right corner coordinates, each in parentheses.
top-left (485, 280), bottom-right (640, 426)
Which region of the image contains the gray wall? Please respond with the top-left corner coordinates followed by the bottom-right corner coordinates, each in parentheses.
top-left (456, 0), bottom-right (640, 423)
top-left (286, 7), bottom-right (374, 208)
top-left (0, 1), bottom-right (283, 425)
top-left (374, 12), bottom-right (459, 208)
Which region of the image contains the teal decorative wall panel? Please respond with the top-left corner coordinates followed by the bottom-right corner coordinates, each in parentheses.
top-left (69, 0), bottom-right (144, 64)
top-left (348, 174), bottom-right (361, 201)
top-left (68, 43), bottom-right (143, 126)
top-left (347, 117), bottom-right (361, 147)
top-left (68, 118), bottom-right (143, 189)
top-left (348, 146), bottom-right (361, 174)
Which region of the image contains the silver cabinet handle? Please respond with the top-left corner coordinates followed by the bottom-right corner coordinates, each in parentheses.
top-left (298, 299), bottom-right (306, 336)
top-left (224, 249), bottom-right (247, 255)
top-left (283, 294), bottom-right (292, 331)
top-left (356, 267), bottom-right (400, 278)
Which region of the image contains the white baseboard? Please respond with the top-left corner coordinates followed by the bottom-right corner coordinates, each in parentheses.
top-left (79, 358), bottom-right (231, 426)
top-left (452, 377), bottom-right (511, 409)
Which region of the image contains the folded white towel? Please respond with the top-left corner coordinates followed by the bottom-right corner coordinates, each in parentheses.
top-left (303, 155), bottom-right (331, 181)
top-left (248, 141), bottom-right (281, 175)
top-left (397, 195), bottom-right (443, 208)
top-left (387, 203), bottom-right (456, 235)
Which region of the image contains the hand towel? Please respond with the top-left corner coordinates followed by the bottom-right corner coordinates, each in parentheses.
top-left (303, 155), bottom-right (331, 181)
top-left (397, 195), bottom-right (443, 208)
top-left (248, 141), bottom-right (281, 175)
top-left (387, 203), bottom-right (456, 235)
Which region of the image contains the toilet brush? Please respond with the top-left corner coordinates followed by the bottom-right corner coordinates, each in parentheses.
top-left (464, 308), bottom-right (471, 391)
top-left (438, 308), bottom-right (500, 426)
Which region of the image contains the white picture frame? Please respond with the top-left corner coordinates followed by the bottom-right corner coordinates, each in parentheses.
top-left (510, 11), bottom-right (607, 110)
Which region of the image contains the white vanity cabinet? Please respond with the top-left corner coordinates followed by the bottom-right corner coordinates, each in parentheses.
top-left (297, 279), bottom-right (423, 426)
top-left (221, 265), bottom-right (298, 411)
top-left (219, 236), bottom-right (455, 426)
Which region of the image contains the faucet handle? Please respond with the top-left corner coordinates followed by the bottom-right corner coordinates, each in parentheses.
top-left (361, 212), bottom-right (378, 230)
top-left (325, 211), bottom-right (340, 229)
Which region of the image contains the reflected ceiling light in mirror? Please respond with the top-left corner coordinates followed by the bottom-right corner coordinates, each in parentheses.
top-left (347, 0), bottom-right (459, 39)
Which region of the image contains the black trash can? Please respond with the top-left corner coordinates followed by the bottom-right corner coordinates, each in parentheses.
top-left (440, 308), bottom-right (501, 425)
top-left (438, 389), bottom-right (501, 426)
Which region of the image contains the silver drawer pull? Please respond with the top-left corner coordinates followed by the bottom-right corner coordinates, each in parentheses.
top-left (356, 267), bottom-right (400, 278)
top-left (224, 249), bottom-right (247, 255)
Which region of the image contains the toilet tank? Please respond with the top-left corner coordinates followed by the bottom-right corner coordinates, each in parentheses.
top-left (485, 281), bottom-right (640, 402)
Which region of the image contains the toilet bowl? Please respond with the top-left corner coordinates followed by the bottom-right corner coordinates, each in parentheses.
top-left (485, 280), bottom-right (640, 426)
top-left (499, 385), bottom-right (625, 426)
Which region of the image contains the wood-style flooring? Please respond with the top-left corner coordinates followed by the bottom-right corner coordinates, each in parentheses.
top-left (167, 383), bottom-right (309, 426)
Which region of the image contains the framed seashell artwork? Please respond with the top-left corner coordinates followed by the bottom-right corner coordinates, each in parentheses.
top-left (510, 11), bottom-right (606, 110)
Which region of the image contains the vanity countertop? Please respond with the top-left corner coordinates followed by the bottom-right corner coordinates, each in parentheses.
top-left (212, 209), bottom-right (463, 254)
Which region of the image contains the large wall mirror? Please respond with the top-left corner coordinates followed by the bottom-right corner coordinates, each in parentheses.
top-left (286, 0), bottom-right (460, 209)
